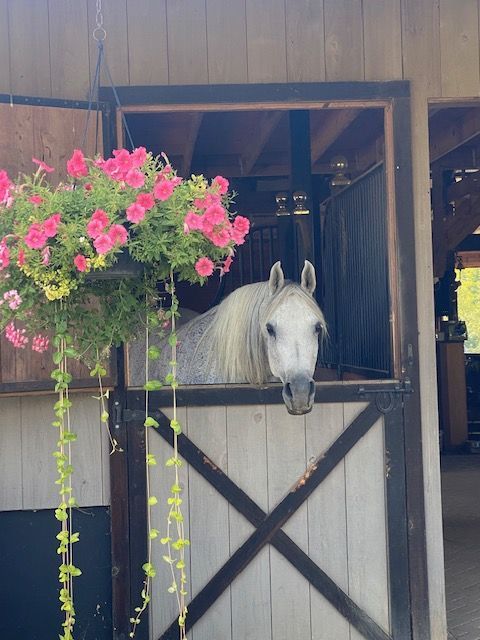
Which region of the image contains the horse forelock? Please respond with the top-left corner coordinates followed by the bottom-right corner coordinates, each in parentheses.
top-left (205, 281), bottom-right (326, 384)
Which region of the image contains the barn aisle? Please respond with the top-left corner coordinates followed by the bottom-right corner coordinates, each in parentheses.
top-left (442, 455), bottom-right (480, 640)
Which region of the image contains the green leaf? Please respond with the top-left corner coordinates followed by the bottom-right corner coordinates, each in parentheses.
top-left (148, 496), bottom-right (158, 506)
top-left (146, 453), bottom-right (157, 466)
top-left (170, 419), bottom-right (181, 434)
top-left (143, 379), bottom-right (163, 391)
top-left (101, 410), bottom-right (109, 423)
top-left (53, 351), bottom-right (63, 365)
top-left (168, 333), bottom-right (177, 347)
top-left (144, 416), bottom-right (159, 428)
top-left (149, 528), bottom-right (159, 539)
top-left (64, 347), bottom-right (78, 359)
top-left (147, 346), bottom-right (161, 360)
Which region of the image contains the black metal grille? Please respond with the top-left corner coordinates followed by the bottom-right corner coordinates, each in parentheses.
top-left (223, 224), bottom-right (279, 297)
top-left (322, 164), bottom-right (391, 378)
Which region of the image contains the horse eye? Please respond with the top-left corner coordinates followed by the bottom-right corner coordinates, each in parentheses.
top-left (314, 322), bottom-right (322, 335)
top-left (266, 323), bottom-right (276, 338)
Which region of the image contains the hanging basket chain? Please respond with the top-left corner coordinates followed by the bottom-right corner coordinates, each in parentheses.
top-left (93, 0), bottom-right (106, 42)
top-left (80, 0), bottom-right (135, 155)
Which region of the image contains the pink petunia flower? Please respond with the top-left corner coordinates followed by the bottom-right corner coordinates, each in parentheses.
top-left (136, 192), bottom-right (155, 210)
top-left (153, 179), bottom-right (174, 201)
top-left (4, 321), bottom-right (28, 349)
top-left (74, 254), bottom-right (88, 272)
top-left (222, 255), bottom-right (233, 274)
top-left (32, 157), bottom-right (54, 173)
top-left (92, 208), bottom-right (109, 225)
top-left (93, 233), bottom-right (114, 255)
top-left (108, 224), bottom-right (128, 246)
top-left (29, 195), bottom-right (43, 205)
top-left (184, 211), bottom-right (204, 232)
top-left (3, 289), bottom-right (22, 309)
top-left (131, 147), bottom-right (147, 168)
top-left (0, 170), bottom-right (12, 204)
top-left (204, 204), bottom-right (227, 226)
top-left (195, 257), bottom-right (214, 277)
top-left (32, 334), bottom-right (49, 353)
top-left (25, 223), bottom-right (47, 249)
top-left (126, 203), bottom-right (146, 224)
top-left (87, 209), bottom-right (109, 238)
top-left (67, 149), bottom-right (88, 178)
top-left (210, 227), bottom-right (231, 248)
top-left (84, 183), bottom-right (93, 191)
top-left (44, 213), bottom-right (61, 238)
top-left (0, 242), bottom-right (10, 269)
top-left (125, 168), bottom-right (145, 189)
top-left (212, 175), bottom-right (229, 195)
top-left (233, 215), bottom-right (250, 235)
top-left (231, 228), bottom-right (247, 245)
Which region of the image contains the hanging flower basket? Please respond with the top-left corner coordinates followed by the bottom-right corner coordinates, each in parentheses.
top-left (0, 148), bottom-right (250, 640)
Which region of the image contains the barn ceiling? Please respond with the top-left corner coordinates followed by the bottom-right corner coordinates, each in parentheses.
top-left (126, 107), bottom-right (385, 180)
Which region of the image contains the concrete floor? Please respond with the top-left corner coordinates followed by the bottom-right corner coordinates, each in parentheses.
top-left (442, 454), bottom-right (480, 640)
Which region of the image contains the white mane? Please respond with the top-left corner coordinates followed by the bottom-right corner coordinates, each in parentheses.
top-left (203, 281), bottom-right (326, 384)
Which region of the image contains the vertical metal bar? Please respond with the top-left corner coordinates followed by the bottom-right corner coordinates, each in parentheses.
top-left (259, 229), bottom-right (265, 280)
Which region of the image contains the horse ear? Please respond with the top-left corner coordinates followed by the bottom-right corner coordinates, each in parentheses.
top-left (300, 260), bottom-right (316, 295)
top-left (269, 261), bottom-right (285, 295)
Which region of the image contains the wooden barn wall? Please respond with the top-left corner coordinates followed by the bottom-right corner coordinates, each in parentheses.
top-left (0, 0), bottom-right (478, 99)
top-left (0, 393), bottom-right (110, 511)
top-left (2, 1), bottom-right (474, 637)
top-left (149, 403), bottom-right (389, 640)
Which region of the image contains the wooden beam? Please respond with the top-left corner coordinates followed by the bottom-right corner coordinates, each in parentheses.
top-left (446, 170), bottom-right (480, 202)
top-left (310, 109), bottom-right (361, 164)
top-left (240, 111), bottom-right (283, 175)
top-left (180, 112), bottom-right (203, 177)
top-left (433, 193), bottom-right (480, 276)
top-left (430, 108), bottom-right (480, 163)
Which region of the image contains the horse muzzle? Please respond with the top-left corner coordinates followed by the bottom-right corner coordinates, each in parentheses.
top-left (282, 376), bottom-right (315, 415)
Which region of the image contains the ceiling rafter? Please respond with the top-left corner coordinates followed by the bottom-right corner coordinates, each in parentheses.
top-left (240, 111), bottom-right (283, 176)
top-left (181, 112), bottom-right (203, 177)
top-left (430, 108), bottom-right (480, 163)
top-left (310, 109), bottom-right (361, 164)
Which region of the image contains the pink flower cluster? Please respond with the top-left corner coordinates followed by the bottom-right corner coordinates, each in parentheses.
top-left (77, 208), bottom-right (129, 264)
top-left (99, 147), bottom-right (147, 187)
top-left (32, 334), bottom-right (49, 353)
top-left (2, 289), bottom-right (22, 309)
top-left (0, 170), bottom-right (12, 205)
top-left (0, 241), bottom-right (10, 270)
top-left (185, 202), bottom-right (250, 248)
top-left (24, 214), bottom-right (61, 250)
top-left (5, 321), bottom-right (29, 349)
top-left (67, 149), bottom-right (88, 178)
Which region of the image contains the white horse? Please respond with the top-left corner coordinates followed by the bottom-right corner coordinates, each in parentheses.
top-left (128, 261), bottom-right (326, 415)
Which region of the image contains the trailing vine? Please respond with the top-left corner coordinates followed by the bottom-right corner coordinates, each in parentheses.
top-left (129, 277), bottom-right (189, 639)
top-left (161, 275), bottom-right (189, 636)
top-left (52, 309), bottom-right (81, 640)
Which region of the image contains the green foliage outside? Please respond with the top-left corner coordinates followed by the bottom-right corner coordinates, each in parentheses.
top-left (457, 268), bottom-right (480, 353)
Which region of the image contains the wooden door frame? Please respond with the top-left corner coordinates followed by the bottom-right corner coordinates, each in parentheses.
top-left (100, 81), bottom-right (429, 639)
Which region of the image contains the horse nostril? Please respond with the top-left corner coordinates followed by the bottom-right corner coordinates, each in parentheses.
top-left (309, 380), bottom-right (315, 397)
top-left (284, 382), bottom-right (293, 399)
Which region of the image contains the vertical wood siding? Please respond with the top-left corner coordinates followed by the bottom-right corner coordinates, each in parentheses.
top-left (0, 0), bottom-right (477, 99)
top-left (0, 393), bottom-right (110, 510)
top-left (149, 402), bottom-right (389, 640)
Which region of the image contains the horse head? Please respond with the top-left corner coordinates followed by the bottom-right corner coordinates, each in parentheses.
top-left (263, 261), bottom-right (326, 415)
